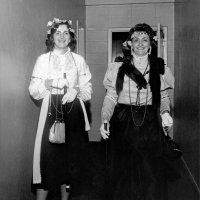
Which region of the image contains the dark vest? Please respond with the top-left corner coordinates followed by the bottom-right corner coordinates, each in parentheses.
top-left (116, 56), bottom-right (165, 107)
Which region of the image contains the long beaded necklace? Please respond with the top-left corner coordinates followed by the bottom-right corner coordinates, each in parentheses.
top-left (128, 61), bottom-right (149, 127)
top-left (48, 52), bottom-right (75, 116)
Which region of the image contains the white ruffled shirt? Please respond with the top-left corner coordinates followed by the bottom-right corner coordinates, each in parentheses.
top-left (29, 50), bottom-right (92, 184)
top-left (29, 50), bottom-right (92, 101)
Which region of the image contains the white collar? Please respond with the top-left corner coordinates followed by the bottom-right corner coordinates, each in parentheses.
top-left (132, 52), bottom-right (148, 66)
top-left (52, 48), bottom-right (71, 57)
top-left (132, 52), bottom-right (148, 61)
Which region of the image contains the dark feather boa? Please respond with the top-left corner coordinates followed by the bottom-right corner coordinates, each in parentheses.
top-left (116, 56), bottom-right (165, 106)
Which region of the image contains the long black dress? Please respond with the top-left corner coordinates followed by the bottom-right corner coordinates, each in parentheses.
top-left (106, 104), bottom-right (169, 200)
top-left (32, 96), bottom-right (91, 196)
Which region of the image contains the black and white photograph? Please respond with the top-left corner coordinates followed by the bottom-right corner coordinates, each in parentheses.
top-left (0, 0), bottom-right (199, 200)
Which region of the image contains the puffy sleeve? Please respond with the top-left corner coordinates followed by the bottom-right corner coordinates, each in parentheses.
top-left (28, 55), bottom-right (49, 100)
top-left (101, 62), bottom-right (121, 123)
top-left (160, 66), bottom-right (174, 114)
top-left (76, 56), bottom-right (92, 101)
top-left (161, 66), bottom-right (174, 91)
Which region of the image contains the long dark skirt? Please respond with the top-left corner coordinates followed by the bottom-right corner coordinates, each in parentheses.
top-left (106, 104), bottom-right (168, 200)
top-left (32, 96), bottom-right (90, 195)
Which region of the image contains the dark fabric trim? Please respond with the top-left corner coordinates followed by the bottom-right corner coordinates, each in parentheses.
top-left (115, 56), bottom-right (165, 107)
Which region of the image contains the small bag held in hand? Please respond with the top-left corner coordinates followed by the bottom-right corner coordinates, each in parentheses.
top-left (48, 86), bottom-right (65, 144)
top-left (49, 119), bottom-right (65, 144)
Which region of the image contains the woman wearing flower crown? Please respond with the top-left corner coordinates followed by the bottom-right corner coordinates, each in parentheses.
top-left (29, 18), bottom-right (92, 200)
top-left (100, 23), bottom-right (175, 200)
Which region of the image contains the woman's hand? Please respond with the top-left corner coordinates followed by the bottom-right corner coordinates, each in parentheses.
top-left (45, 79), bottom-right (53, 90)
top-left (79, 92), bottom-right (91, 102)
top-left (100, 121), bottom-right (110, 140)
top-left (51, 78), bottom-right (68, 89)
top-left (161, 112), bottom-right (173, 134)
top-left (62, 88), bottom-right (78, 104)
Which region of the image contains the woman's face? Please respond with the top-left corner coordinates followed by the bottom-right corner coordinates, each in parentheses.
top-left (53, 24), bottom-right (71, 50)
top-left (131, 32), bottom-right (150, 56)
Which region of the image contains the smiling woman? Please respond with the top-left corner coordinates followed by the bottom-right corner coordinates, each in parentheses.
top-left (45, 18), bottom-right (76, 53)
top-left (53, 25), bottom-right (71, 51)
top-left (100, 23), bottom-right (177, 200)
top-left (29, 18), bottom-right (92, 200)
top-left (130, 31), bottom-right (151, 56)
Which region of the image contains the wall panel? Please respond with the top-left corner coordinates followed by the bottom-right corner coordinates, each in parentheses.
top-left (174, 0), bottom-right (200, 198)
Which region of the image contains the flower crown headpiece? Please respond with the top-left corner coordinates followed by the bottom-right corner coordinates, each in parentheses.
top-left (123, 31), bottom-right (158, 47)
top-left (47, 18), bottom-right (75, 35)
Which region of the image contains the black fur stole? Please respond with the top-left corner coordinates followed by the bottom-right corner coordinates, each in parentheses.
top-left (116, 56), bottom-right (165, 106)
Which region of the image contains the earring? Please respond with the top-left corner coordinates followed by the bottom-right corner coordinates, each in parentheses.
top-left (148, 46), bottom-right (152, 55)
top-left (127, 41), bottom-right (132, 47)
top-left (131, 46), bottom-right (134, 55)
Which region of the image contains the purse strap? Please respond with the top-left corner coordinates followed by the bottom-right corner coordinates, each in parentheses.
top-left (53, 80), bottom-right (64, 121)
top-left (48, 80), bottom-right (64, 121)
top-left (48, 51), bottom-right (78, 117)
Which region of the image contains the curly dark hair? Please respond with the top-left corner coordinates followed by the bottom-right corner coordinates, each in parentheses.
top-left (122, 23), bottom-right (157, 59)
top-left (45, 22), bottom-right (77, 52)
top-left (127, 23), bottom-right (156, 43)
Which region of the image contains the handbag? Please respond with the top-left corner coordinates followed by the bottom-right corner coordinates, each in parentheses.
top-left (49, 119), bottom-right (65, 144)
top-left (163, 128), bottom-right (183, 161)
top-left (48, 86), bottom-right (65, 144)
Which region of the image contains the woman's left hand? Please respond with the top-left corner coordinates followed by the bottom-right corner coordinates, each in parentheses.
top-left (161, 112), bottom-right (173, 134)
top-left (62, 88), bottom-right (78, 104)
top-left (100, 121), bottom-right (110, 140)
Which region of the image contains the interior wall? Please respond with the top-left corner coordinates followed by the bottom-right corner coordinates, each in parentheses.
top-left (0, 0), bottom-right (85, 199)
top-left (86, 0), bottom-right (175, 141)
top-left (174, 0), bottom-right (200, 198)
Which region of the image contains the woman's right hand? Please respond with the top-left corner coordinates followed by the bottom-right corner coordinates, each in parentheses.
top-left (45, 79), bottom-right (53, 90)
top-left (100, 121), bottom-right (110, 140)
top-left (46, 78), bottom-right (68, 89)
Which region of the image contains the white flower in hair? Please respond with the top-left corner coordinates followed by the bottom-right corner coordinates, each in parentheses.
top-left (69, 28), bottom-right (75, 33)
top-left (68, 20), bottom-right (72, 26)
top-left (122, 40), bottom-right (132, 47)
top-left (47, 21), bottom-right (53, 27)
top-left (122, 41), bottom-right (128, 47)
top-left (153, 35), bottom-right (158, 41)
top-left (53, 18), bottom-right (60, 23)
top-left (46, 18), bottom-right (75, 36)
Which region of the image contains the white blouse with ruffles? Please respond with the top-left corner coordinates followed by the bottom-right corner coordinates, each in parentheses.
top-left (29, 50), bottom-right (92, 101)
top-left (28, 50), bottom-right (92, 184)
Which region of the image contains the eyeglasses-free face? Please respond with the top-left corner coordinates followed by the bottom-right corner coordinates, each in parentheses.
top-left (53, 24), bottom-right (71, 51)
top-left (131, 31), bottom-right (150, 56)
